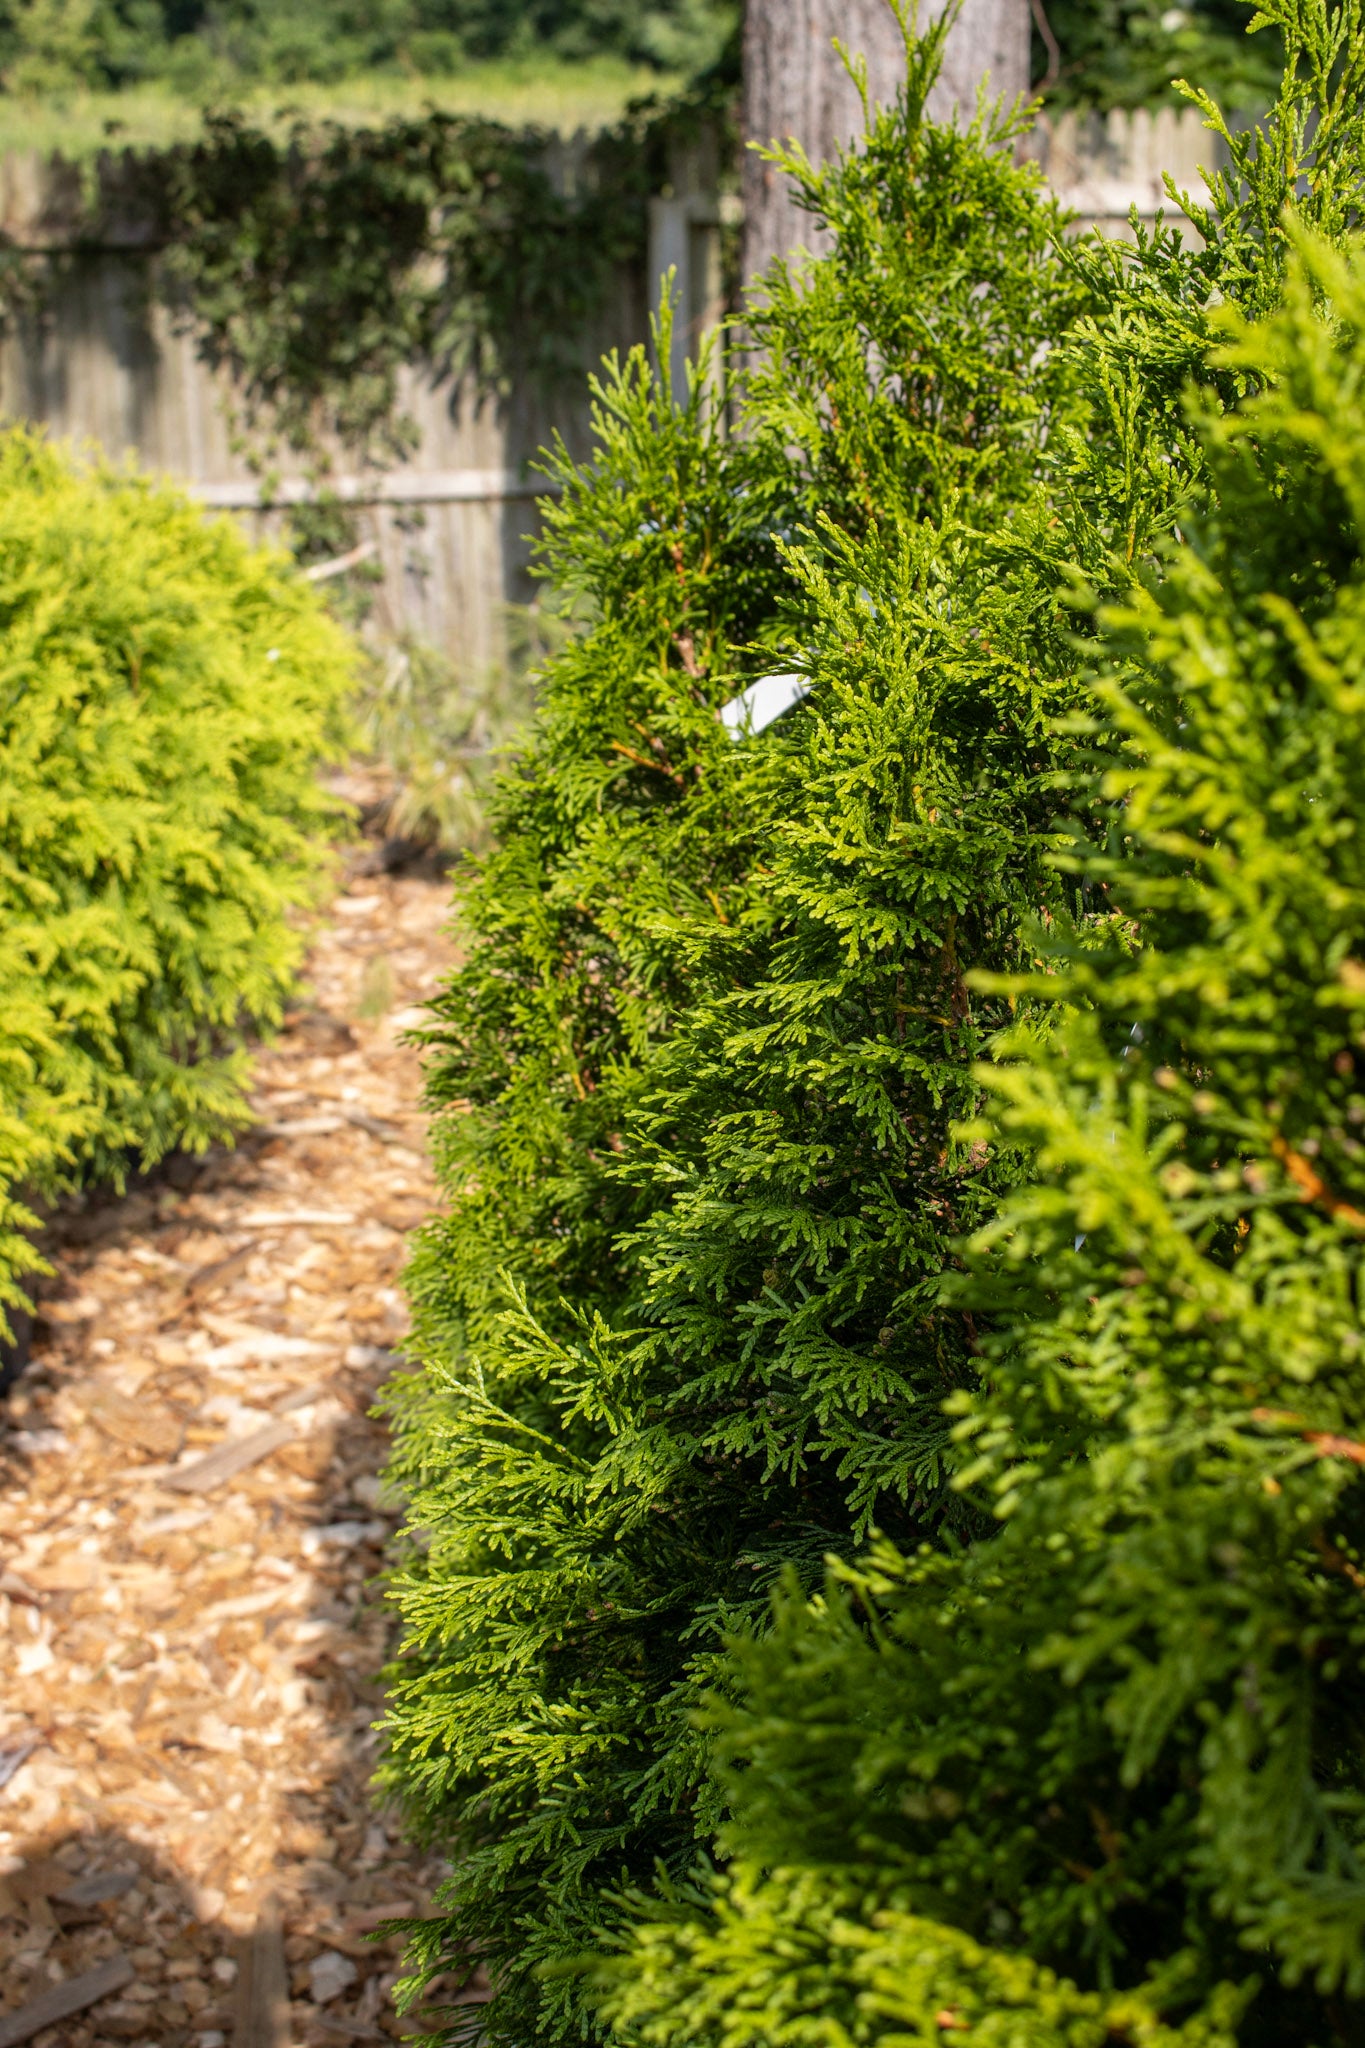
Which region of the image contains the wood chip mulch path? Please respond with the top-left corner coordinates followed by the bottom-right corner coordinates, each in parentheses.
top-left (0, 845), bottom-right (464, 2048)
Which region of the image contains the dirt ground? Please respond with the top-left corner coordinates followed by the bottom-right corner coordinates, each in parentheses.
top-left (0, 828), bottom-right (460, 2048)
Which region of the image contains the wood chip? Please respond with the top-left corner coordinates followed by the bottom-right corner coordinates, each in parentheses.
top-left (162, 1416), bottom-right (299, 1493)
top-left (255, 1116), bottom-right (347, 1137)
top-left (0, 1950), bottom-right (133, 2046)
top-left (57, 1868), bottom-right (138, 1907)
top-left (199, 1314), bottom-right (331, 1360)
top-left (143, 1746), bottom-right (200, 1799)
top-left (348, 1904), bottom-right (417, 1930)
top-left (315, 2014), bottom-right (388, 2042)
top-left (81, 1383), bottom-right (184, 1458)
top-left (275, 1378), bottom-right (341, 1414)
top-left (185, 1243), bottom-right (258, 1300)
top-left (344, 1110), bottom-right (411, 1143)
top-left (237, 1208), bottom-right (357, 1228)
top-left (10, 1859), bottom-right (65, 1905)
top-left (234, 1897), bottom-right (289, 2048)
top-left (25, 1558), bottom-right (98, 1593)
top-left (374, 1204), bottom-right (428, 1232)
top-left (196, 1579), bottom-right (309, 1625)
top-left (0, 1738), bottom-right (40, 1791)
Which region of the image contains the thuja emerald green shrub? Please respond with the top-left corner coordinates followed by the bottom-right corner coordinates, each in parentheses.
top-left (0, 428), bottom-right (352, 1328)
top-left (383, 16), bottom-right (1087, 2033)
top-left (382, 1), bottom-right (1365, 2042)
top-left (595, 233), bottom-right (1365, 2048)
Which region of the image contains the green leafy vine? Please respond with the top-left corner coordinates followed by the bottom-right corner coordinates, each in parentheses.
top-left (151, 72), bottom-right (736, 478)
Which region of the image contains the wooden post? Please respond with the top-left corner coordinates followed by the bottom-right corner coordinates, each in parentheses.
top-left (741, 0), bottom-right (1030, 286)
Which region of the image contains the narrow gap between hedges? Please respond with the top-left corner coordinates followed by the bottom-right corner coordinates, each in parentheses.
top-left (0, 810), bottom-right (462, 2048)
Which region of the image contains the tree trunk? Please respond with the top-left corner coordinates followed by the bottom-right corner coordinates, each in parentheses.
top-left (741, 0), bottom-right (1030, 286)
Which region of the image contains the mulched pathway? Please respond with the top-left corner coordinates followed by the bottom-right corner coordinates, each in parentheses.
top-left (0, 847), bottom-right (459, 2048)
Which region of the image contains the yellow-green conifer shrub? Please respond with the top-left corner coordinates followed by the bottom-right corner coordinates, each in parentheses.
top-left (0, 428), bottom-right (353, 1327)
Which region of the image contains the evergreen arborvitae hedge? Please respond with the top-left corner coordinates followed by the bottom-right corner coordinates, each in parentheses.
top-left (599, 230), bottom-right (1365, 2048)
top-left (0, 429), bottom-right (352, 1328)
top-left (382, 1), bottom-right (1365, 2042)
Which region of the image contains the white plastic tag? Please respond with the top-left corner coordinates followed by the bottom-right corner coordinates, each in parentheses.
top-left (718, 672), bottom-right (812, 739)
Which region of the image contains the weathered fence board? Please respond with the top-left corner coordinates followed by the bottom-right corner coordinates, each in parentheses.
top-left (1023, 102), bottom-right (1227, 234)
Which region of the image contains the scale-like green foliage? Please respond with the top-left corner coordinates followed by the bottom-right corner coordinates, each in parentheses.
top-left (383, 3), bottom-right (1365, 2043)
top-left (593, 217), bottom-right (1365, 2048)
top-left (0, 427), bottom-right (352, 1328)
top-left (384, 17), bottom-right (1088, 2035)
top-left (606, 1867), bottom-right (1247, 2048)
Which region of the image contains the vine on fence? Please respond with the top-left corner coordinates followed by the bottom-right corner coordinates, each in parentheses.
top-left (152, 72), bottom-right (735, 475)
top-left (0, 60), bottom-right (734, 493)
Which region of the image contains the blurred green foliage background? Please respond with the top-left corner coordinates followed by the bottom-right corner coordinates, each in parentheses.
top-left (1042, 0), bottom-right (1280, 107)
top-left (0, 0), bottom-right (734, 93)
top-left (0, 0), bottom-right (1278, 112)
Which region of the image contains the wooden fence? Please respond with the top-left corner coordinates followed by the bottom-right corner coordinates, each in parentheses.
top-left (1021, 101), bottom-right (1227, 233)
top-left (0, 103), bottom-right (1226, 674)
